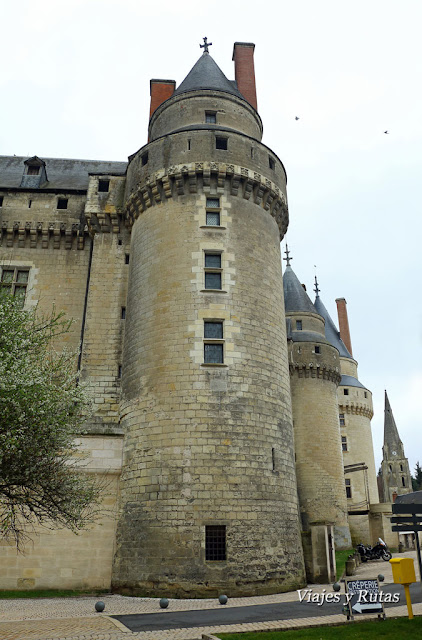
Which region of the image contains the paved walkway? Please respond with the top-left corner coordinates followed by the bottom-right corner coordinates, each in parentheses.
top-left (0, 550), bottom-right (420, 640)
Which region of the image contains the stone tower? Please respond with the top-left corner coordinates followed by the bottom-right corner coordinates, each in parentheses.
top-left (283, 262), bottom-right (351, 581)
top-left (111, 44), bottom-right (306, 596)
top-left (380, 392), bottom-right (412, 502)
top-left (314, 293), bottom-right (379, 544)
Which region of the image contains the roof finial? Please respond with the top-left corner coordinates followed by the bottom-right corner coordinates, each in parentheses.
top-left (200, 37), bottom-right (212, 54)
top-left (314, 274), bottom-right (320, 297)
top-left (283, 244), bottom-right (292, 267)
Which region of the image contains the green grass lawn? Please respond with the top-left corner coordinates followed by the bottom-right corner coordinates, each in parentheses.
top-left (0, 589), bottom-right (109, 599)
top-left (335, 548), bottom-right (354, 580)
top-left (218, 616), bottom-right (422, 639)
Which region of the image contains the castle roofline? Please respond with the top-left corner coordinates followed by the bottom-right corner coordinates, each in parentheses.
top-left (173, 52), bottom-right (246, 101)
top-left (314, 295), bottom-right (353, 359)
top-left (283, 266), bottom-right (318, 314)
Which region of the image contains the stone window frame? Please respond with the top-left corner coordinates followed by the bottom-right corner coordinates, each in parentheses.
top-left (339, 413), bottom-right (345, 427)
top-left (314, 345), bottom-right (321, 354)
top-left (203, 251), bottom-right (223, 291)
top-left (296, 319), bottom-right (302, 330)
top-left (57, 197), bottom-right (68, 210)
top-left (0, 266), bottom-right (30, 308)
top-left (205, 197), bottom-right (221, 227)
top-left (98, 179), bottom-right (110, 193)
top-left (343, 388), bottom-right (349, 396)
top-left (341, 436), bottom-right (348, 452)
top-left (203, 320), bottom-right (224, 365)
top-left (345, 479), bottom-right (352, 498)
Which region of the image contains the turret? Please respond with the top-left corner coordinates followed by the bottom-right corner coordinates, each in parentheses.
top-left (283, 250), bottom-right (351, 581)
top-left (112, 44), bottom-right (305, 597)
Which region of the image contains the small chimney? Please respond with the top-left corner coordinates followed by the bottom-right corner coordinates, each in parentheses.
top-left (335, 297), bottom-right (353, 356)
top-left (232, 43), bottom-right (257, 111)
top-left (149, 79), bottom-right (176, 119)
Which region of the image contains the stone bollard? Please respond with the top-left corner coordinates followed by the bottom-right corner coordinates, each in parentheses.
top-left (346, 557), bottom-right (356, 576)
top-left (354, 551), bottom-right (360, 566)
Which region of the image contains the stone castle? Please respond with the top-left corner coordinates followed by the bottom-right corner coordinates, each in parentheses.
top-left (0, 42), bottom-right (412, 595)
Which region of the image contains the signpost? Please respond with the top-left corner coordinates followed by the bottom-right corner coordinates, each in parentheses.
top-left (344, 578), bottom-right (386, 621)
top-left (390, 503), bottom-right (422, 586)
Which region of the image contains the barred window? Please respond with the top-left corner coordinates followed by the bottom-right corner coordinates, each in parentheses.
top-left (205, 525), bottom-right (226, 561)
top-left (0, 267), bottom-right (29, 308)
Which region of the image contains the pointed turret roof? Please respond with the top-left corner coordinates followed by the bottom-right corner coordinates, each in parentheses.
top-left (283, 266), bottom-right (317, 314)
top-left (173, 52), bottom-right (245, 100)
top-left (384, 391), bottom-right (402, 449)
top-left (313, 295), bottom-right (353, 359)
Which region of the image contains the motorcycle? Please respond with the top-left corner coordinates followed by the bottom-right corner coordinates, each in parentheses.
top-left (356, 538), bottom-right (392, 562)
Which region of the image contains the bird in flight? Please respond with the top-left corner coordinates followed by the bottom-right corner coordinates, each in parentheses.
top-left (295, 116), bottom-right (300, 120)
top-left (384, 130), bottom-right (389, 134)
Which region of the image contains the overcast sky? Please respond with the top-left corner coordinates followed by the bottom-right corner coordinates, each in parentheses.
top-left (1, 0), bottom-right (420, 475)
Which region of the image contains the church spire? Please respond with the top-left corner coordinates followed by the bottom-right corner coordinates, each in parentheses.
top-left (383, 391), bottom-right (403, 453)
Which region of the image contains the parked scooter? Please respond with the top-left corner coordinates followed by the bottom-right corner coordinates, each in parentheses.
top-left (356, 538), bottom-right (392, 562)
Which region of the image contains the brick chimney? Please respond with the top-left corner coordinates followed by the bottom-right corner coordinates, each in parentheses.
top-left (232, 42), bottom-right (257, 111)
top-left (335, 297), bottom-right (353, 356)
top-left (149, 79), bottom-right (176, 118)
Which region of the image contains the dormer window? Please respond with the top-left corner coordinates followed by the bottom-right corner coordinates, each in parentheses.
top-left (98, 179), bottom-right (110, 193)
top-left (21, 156), bottom-right (47, 188)
top-left (27, 166), bottom-right (40, 176)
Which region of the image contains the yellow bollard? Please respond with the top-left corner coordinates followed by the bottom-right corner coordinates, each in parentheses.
top-left (403, 584), bottom-right (414, 619)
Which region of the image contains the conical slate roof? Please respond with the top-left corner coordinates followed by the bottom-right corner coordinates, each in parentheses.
top-left (173, 52), bottom-right (245, 100)
top-left (314, 295), bottom-right (353, 359)
top-left (283, 266), bottom-right (317, 314)
top-left (384, 391), bottom-right (402, 449)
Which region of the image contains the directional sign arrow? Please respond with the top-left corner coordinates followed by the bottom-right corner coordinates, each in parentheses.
top-left (352, 602), bottom-right (383, 614)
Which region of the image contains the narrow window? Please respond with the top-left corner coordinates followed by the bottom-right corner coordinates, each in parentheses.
top-left (344, 388), bottom-right (349, 396)
top-left (0, 267), bottom-right (29, 308)
top-left (296, 320), bottom-right (302, 330)
top-left (402, 476), bottom-right (406, 487)
top-left (27, 165), bottom-right (40, 175)
top-left (314, 345), bottom-right (320, 354)
top-left (204, 253), bottom-right (222, 290)
top-left (206, 197), bottom-right (220, 226)
top-left (272, 447), bottom-right (276, 471)
top-left (339, 413), bottom-right (345, 427)
top-left (204, 321), bottom-right (224, 364)
top-left (28, 199), bottom-right (32, 208)
top-left (57, 198), bottom-right (68, 210)
top-left (125, 254), bottom-right (130, 264)
top-left (98, 179), bottom-right (110, 193)
top-left (341, 436), bottom-right (348, 452)
top-left (216, 137), bottom-right (228, 150)
top-left (121, 307), bottom-right (126, 319)
top-left (187, 139), bottom-right (191, 150)
top-left (251, 147), bottom-right (254, 159)
top-left (0, 196), bottom-right (3, 207)
top-left (389, 464), bottom-right (393, 472)
top-left (205, 525), bottom-right (226, 561)
top-left (345, 479), bottom-right (352, 499)
top-left (364, 391), bottom-right (368, 398)
top-left (400, 464), bottom-right (403, 472)
top-left (118, 365), bottom-right (122, 378)
top-left (118, 238), bottom-right (122, 246)
top-left (205, 111), bottom-right (216, 124)
top-left (269, 156), bottom-right (275, 170)
top-left (141, 152), bottom-right (148, 166)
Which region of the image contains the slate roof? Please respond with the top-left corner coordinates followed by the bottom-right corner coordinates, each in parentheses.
top-left (0, 156), bottom-right (127, 191)
top-left (384, 391), bottom-right (402, 448)
top-left (340, 374), bottom-right (366, 389)
top-left (395, 491), bottom-right (422, 504)
top-left (173, 52), bottom-right (245, 101)
top-left (314, 295), bottom-right (353, 359)
top-left (283, 266), bottom-right (317, 314)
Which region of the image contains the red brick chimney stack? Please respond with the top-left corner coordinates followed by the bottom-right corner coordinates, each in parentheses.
top-left (335, 297), bottom-right (353, 357)
top-left (149, 79), bottom-right (176, 118)
top-left (232, 42), bottom-right (257, 111)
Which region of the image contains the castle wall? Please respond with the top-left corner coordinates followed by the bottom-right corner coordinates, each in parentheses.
top-left (0, 436), bottom-right (122, 590)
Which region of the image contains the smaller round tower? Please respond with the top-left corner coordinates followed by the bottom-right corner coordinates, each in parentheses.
top-left (314, 293), bottom-right (379, 544)
top-left (283, 257), bottom-right (351, 575)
